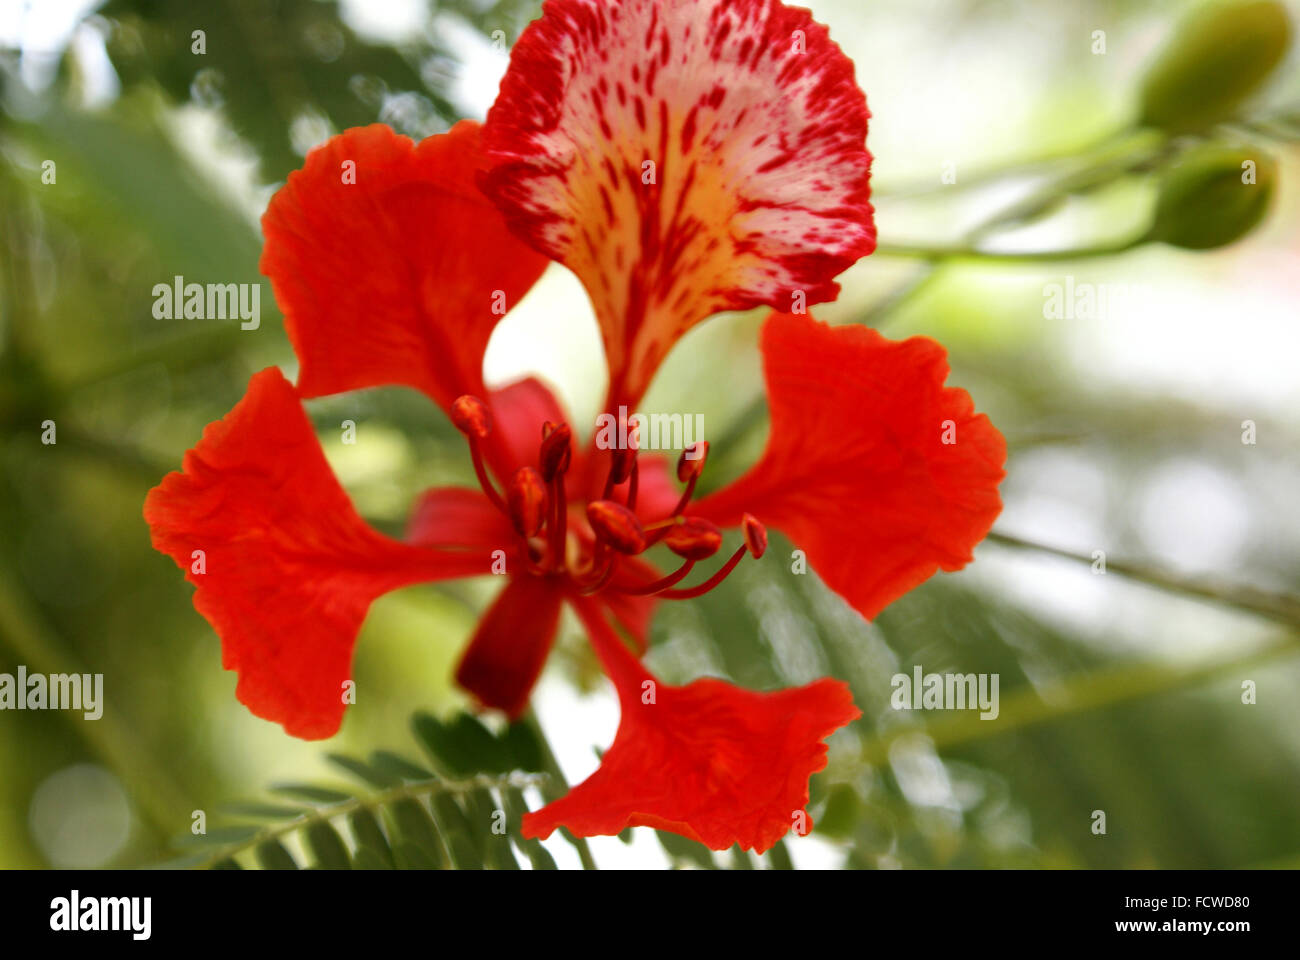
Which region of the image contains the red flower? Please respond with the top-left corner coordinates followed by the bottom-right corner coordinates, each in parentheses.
top-left (144, 0), bottom-right (1005, 855)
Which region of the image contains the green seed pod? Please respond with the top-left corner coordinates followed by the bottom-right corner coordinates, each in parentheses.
top-left (1139, 0), bottom-right (1292, 133)
top-left (1148, 143), bottom-right (1276, 250)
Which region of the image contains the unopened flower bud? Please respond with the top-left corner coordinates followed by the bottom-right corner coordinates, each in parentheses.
top-left (1139, 0), bottom-right (1291, 133)
top-left (1149, 143), bottom-right (1276, 250)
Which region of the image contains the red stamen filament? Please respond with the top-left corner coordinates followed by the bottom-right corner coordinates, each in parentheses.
top-left (468, 436), bottom-right (507, 514)
top-left (626, 458), bottom-right (639, 511)
top-left (548, 476), bottom-right (567, 573)
top-left (619, 559), bottom-right (696, 596)
top-left (658, 545), bottom-right (748, 600)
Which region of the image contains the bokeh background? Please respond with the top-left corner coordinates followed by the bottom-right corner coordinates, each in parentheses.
top-left (1, 0), bottom-right (1298, 869)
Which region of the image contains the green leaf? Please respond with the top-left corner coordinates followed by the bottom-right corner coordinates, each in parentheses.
top-left (412, 711), bottom-right (511, 777)
top-left (306, 821), bottom-right (352, 870)
top-left (385, 799), bottom-right (448, 869)
top-left (173, 825), bottom-right (260, 848)
top-left (326, 752), bottom-right (398, 788)
top-left (369, 751), bottom-right (433, 782)
top-left (255, 840), bottom-right (300, 871)
top-left (352, 846), bottom-right (394, 871)
top-left (218, 801), bottom-right (308, 820)
top-left (270, 783), bottom-right (353, 805)
top-left (348, 809), bottom-right (394, 869)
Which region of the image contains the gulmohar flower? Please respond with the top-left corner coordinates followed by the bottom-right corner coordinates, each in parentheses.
top-left (145, 0), bottom-right (1005, 854)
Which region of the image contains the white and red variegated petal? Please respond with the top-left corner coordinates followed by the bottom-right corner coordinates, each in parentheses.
top-left (482, 0), bottom-right (875, 407)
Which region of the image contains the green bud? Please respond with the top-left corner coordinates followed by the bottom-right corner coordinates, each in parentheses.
top-left (1139, 0), bottom-right (1292, 132)
top-left (1148, 143), bottom-right (1276, 250)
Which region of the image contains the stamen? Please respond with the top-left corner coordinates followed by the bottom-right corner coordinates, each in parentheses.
top-left (663, 517), bottom-right (723, 560)
top-left (539, 422), bottom-right (572, 482)
top-left (574, 552), bottom-right (616, 595)
top-left (660, 513), bottom-right (766, 600)
top-left (671, 441), bottom-right (708, 516)
top-left (626, 457), bottom-right (640, 511)
top-left (537, 423), bottom-right (572, 572)
top-left (602, 418), bottom-right (639, 498)
top-left (549, 475), bottom-right (567, 572)
top-left (618, 559), bottom-right (696, 595)
top-left (451, 395), bottom-right (506, 513)
top-left (586, 500), bottom-right (646, 555)
top-left (657, 546), bottom-right (746, 599)
top-left (507, 467), bottom-right (547, 538)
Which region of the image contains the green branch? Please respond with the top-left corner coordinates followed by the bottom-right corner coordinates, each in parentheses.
top-left (985, 531), bottom-right (1300, 628)
top-left (172, 772), bottom-right (548, 870)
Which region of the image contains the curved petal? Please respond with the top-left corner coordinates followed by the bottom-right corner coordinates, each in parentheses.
top-left (457, 574), bottom-right (565, 718)
top-left (599, 553), bottom-right (663, 653)
top-left (522, 600), bottom-right (859, 853)
top-left (694, 312), bottom-right (1006, 620)
top-left (144, 368), bottom-right (485, 740)
top-left (486, 375), bottom-right (569, 480)
top-left (407, 486), bottom-right (514, 552)
top-left (261, 121), bottom-right (549, 410)
top-left (482, 0), bottom-right (875, 407)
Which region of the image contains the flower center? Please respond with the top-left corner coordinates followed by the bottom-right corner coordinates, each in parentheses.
top-left (450, 395), bottom-right (764, 599)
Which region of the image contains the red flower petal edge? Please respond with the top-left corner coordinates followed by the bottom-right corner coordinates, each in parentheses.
top-left (521, 599), bottom-right (860, 853)
top-left (482, 0), bottom-right (875, 407)
top-left (143, 367), bottom-right (488, 739)
top-left (695, 312), bottom-right (1006, 620)
top-left (260, 121), bottom-right (549, 411)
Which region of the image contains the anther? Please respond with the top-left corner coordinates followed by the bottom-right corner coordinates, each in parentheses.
top-left (539, 422), bottom-right (572, 482)
top-left (677, 441), bottom-right (708, 483)
top-left (586, 500), bottom-right (646, 555)
top-left (742, 513), bottom-right (768, 559)
top-left (671, 440), bottom-right (709, 516)
top-left (450, 395), bottom-right (492, 439)
top-left (451, 394), bottom-right (505, 513)
top-left (507, 467), bottom-right (547, 538)
top-left (659, 514), bottom-right (767, 600)
top-left (663, 517), bottom-right (723, 560)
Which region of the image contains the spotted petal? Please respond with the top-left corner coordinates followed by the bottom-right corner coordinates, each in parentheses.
top-left (482, 0), bottom-right (875, 407)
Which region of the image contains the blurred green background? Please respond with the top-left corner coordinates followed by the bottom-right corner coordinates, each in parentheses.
top-left (1, 0), bottom-right (1298, 869)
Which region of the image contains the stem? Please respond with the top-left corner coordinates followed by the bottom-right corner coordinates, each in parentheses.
top-left (875, 235), bottom-right (1149, 263)
top-left (984, 530), bottom-right (1300, 628)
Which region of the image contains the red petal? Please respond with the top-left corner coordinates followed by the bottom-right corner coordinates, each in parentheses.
top-left (261, 122), bottom-right (549, 410)
top-left (482, 0), bottom-right (875, 407)
top-left (694, 313), bottom-right (1006, 620)
top-left (144, 368), bottom-right (484, 740)
top-left (457, 574), bottom-right (565, 718)
top-left (599, 553), bottom-right (662, 653)
top-left (522, 600), bottom-right (859, 853)
top-left (485, 375), bottom-right (569, 480)
top-left (407, 486), bottom-right (514, 553)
